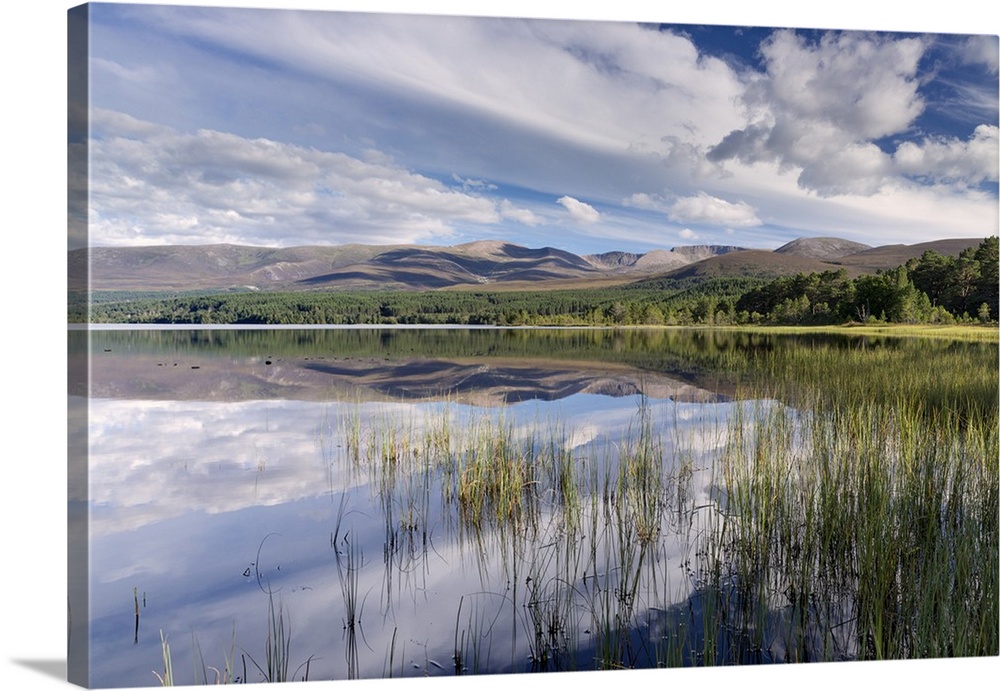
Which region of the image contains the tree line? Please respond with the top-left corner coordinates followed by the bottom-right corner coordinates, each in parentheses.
top-left (736, 237), bottom-right (997, 325)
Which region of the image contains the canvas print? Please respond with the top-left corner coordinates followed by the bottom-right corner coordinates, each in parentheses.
top-left (67, 3), bottom-right (999, 688)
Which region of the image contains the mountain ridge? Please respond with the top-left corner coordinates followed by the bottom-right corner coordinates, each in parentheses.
top-left (71, 237), bottom-right (987, 292)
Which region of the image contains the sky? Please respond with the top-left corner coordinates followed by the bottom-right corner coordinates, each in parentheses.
top-left (74, 3), bottom-right (999, 254)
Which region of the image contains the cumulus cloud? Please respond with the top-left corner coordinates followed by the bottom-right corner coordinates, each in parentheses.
top-left (87, 109), bottom-right (540, 246)
top-left (894, 124), bottom-right (1000, 185)
top-left (764, 30), bottom-right (925, 139)
top-left (708, 30), bottom-right (929, 196)
top-left (667, 192), bottom-right (762, 227)
top-left (557, 195), bottom-right (601, 223)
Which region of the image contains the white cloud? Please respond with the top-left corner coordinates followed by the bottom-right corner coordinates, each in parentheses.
top-left (667, 192), bottom-right (762, 227)
top-left (622, 192), bottom-right (669, 212)
top-left (499, 199), bottom-right (543, 226)
top-left (894, 124), bottom-right (999, 185)
top-left (453, 174), bottom-right (498, 191)
top-left (708, 30), bottom-right (931, 196)
top-left (959, 35), bottom-right (999, 75)
top-left (557, 195), bottom-right (601, 223)
top-left (762, 30), bottom-right (925, 140)
top-left (126, 8), bottom-right (746, 171)
top-left (624, 191), bottom-right (762, 228)
top-left (88, 109), bottom-right (541, 246)
top-left (794, 139), bottom-right (894, 196)
top-left (678, 228), bottom-right (698, 240)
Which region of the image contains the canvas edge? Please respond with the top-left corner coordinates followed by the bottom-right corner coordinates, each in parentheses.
top-left (68, 2), bottom-right (91, 688)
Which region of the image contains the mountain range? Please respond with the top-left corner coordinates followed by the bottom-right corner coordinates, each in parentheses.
top-left (70, 236), bottom-right (986, 293)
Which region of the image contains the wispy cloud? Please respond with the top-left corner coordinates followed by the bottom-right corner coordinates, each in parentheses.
top-left (143, 10), bottom-right (746, 158)
top-left (89, 109), bottom-right (541, 246)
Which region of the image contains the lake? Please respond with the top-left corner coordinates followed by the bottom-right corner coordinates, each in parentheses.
top-left (68, 327), bottom-right (999, 687)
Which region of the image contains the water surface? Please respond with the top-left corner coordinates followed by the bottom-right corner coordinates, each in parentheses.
top-left (69, 327), bottom-right (997, 686)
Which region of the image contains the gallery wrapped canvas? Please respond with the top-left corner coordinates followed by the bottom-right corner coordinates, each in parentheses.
top-left (67, 2), bottom-right (998, 689)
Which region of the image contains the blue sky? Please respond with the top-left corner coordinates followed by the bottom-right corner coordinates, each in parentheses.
top-left (76, 2), bottom-right (999, 254)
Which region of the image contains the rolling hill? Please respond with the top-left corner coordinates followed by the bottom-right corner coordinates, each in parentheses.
top-left (71, 236), bottom-right (988, 293)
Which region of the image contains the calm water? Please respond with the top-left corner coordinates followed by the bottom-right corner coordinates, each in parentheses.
top-left (68, 327), bottom-right (994, 687)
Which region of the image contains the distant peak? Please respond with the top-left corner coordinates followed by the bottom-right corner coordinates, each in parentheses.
top-left (774, 237), bottom-right (872, 260)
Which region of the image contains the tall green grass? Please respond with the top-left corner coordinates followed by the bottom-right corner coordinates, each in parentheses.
top-left (707, 393), bottom-right (998, 662)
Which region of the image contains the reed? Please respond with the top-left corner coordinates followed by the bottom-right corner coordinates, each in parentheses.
top-left (615, 398), bottom-right (665, 545)
top-left (454, 415), bottom-right (541, 528)
top-left (244, 592), bottom-right (292, 682)
top-left (335, 538), bottom-right (367, 679)
top-left (696, 382), bottom-right (999, 664)
top-left (153, 631), bottom-right (174, 686)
